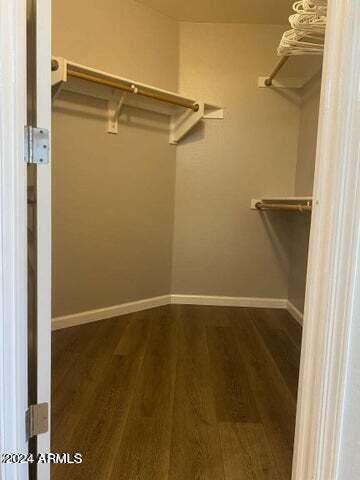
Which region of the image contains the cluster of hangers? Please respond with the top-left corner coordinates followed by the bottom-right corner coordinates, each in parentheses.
top-left (278, 0), bottom-right (328, 56)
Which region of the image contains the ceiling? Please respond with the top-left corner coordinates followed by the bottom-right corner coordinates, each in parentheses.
top-left (136, 0), bottom-right (294, 25)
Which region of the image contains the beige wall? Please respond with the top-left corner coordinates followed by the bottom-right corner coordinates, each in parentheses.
top-left (52, 5), bottom-right (320, 317)
top-left (172, 23), bottom-right (300, 298)
top-left (52, 0), bottom-right (179, 90)
top-left (288, 80), bottom-right (321, 313)
top-left (295, 81), bottom-right (320, 196)
top-left (52, 0), bottom-right (179, 317)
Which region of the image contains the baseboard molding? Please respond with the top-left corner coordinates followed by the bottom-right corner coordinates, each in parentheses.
top-left (170, 294), bottom-right (287, 309)
top-left (287, 300), bottom-right (304, 326)
top-left (52, 295), bottom-right (171, 331)
top-left (52, 294), bottom-right (302, 330)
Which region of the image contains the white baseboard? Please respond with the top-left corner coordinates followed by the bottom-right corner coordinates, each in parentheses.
top-left (52, 295), bottom-right (171, 331)
top-left (287, 300), bottom-right (304, 326)
top-left (52, 294), bottom-right (302, 331)
top-left (170, 294), bottom-right (287, 309)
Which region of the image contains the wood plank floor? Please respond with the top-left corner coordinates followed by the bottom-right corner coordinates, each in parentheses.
top-left (51, 305), bottom-right (302, 480)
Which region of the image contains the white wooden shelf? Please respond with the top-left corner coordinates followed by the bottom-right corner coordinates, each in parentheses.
top-left (258, 76), bottom-right (308, 89)
top-left (258, 54), bottom-right (323, 89)
top-left (51, 57), bottom-right (223, 144)
top-left (251, 196), bottom-right (313, 210)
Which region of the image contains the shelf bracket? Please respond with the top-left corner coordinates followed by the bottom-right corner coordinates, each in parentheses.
top-left (107, 93), bottom-right (127, 134)
top-left (169, 102), bottom-right (205, 145)
top-left (51, 57), bottom-right (67, 99)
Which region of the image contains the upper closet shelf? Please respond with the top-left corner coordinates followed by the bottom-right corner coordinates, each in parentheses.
top-left (251, 197), bottom-right (313, 212)
top-left (257, 57), bottom-right (321, 89)
top-left (51, 57), bottom-right (223, 144)
top-left (258, 0), bottom-right (326, 89)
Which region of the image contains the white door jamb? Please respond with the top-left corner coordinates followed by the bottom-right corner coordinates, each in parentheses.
top-left (292, 1), bottom-right (360, 479)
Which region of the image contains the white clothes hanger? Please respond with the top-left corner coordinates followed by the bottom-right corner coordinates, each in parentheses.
top-left (278, 0), bottom-right (327, 56)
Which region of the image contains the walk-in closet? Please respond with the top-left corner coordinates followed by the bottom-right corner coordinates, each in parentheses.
top-left (51, 1), bottom-right (326, 478)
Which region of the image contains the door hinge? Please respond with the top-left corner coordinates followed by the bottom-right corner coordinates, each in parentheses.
top-left (24, 126), bottom-right (49, 164)
top-left (26, 403), bottom-right (49, 439)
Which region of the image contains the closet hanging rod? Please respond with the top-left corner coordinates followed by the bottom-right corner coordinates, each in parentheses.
top-left (264, 30), bottom-right (314, 87)
top-left (264, 56), bottom-right (290, 86)
top-left (51, 59), bottom-right (199, 112)
top-left (255, 202), bottom-right (312, 212)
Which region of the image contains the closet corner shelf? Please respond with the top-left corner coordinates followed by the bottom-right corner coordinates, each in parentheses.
top-left (51, 57), bottom-right (223, 144)
top-left (251, 196), bottom-right (313, 212)
top-left (257, 76), bottom-right (309, 89)
top-left (257, 53), bottom-right (323, 90)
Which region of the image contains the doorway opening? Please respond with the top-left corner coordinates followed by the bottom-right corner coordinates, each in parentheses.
top-left (50, 1), bottom-right (326, 478)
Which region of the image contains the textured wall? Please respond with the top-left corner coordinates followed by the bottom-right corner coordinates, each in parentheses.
top-left (52, 6), bottom-right (320, 317)
top-left (172, 23), bottom-right (299, 299)
top-left (52, 0), bottom-right (179, 317)
top-left (288, 79), bottom-right (321, 314)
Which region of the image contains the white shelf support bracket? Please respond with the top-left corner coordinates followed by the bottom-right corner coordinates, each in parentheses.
top-left (51, 57), bottom-right (67, 98)
top-left (169, 102), bottom-right (205, 145)
top-left (251, 199), bottom-right (261, 210)
top-left (107, 93), bottom-right (127, 134)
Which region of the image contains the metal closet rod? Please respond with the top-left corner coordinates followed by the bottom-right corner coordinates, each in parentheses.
top-left (51, 59), bottom-right (199, 112)
top-left (264, 56), bottom-right (290, 86)
top-left (255, 202), bottom-right (312, 212)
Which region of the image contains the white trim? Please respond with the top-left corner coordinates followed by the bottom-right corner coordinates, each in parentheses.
top-left (287, 301), bottom-right (304, 326)
top-left (52, 295), bottom-right (171, 330)
top-left (52, 294), bottom-right (295, 331)
top-left (292, 1), bottom-right (360, 479)
top-left (170, 294), bottom-right (287, 309)
top-left (0, 0), bottom-right (28, 478)
top-left (36, 1), bottom-right (52, 477)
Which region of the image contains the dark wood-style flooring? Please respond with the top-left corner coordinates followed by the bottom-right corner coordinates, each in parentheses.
top-left (51, 305), bottom-right (302, 480)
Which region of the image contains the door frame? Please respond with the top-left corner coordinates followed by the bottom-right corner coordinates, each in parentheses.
top-left (34, 0), bottom-right (52, 477)
top-left (0, 0), bottom-right (51, 479)
top-left (0, 0), bottom-right (359, 479)
top-left (0, 1), bottom-right (28, 479)
top-left (292, 0), bottom-right (360, 479)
